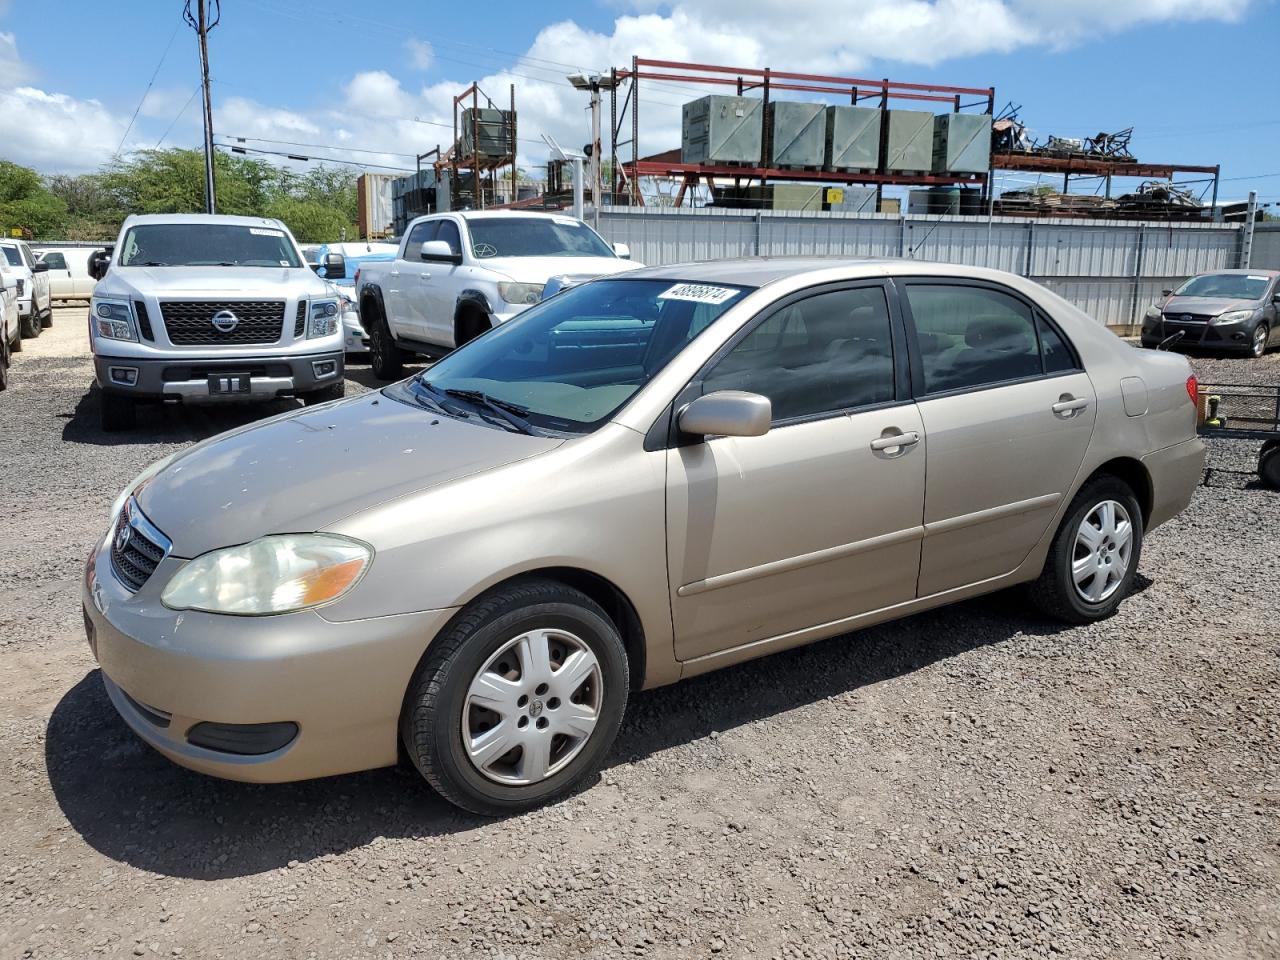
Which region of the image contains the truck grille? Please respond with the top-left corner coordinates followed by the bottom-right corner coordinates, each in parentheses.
top-left (160, 300), bottom-right (286, 345)
top-left (109, 498), bottom-right (171, 593)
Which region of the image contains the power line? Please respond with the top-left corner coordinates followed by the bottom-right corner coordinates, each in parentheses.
top-left (114, 19), bottom-right (183, 157)
top-left (213, 141), bottom-right (413, 173)
top-left (155, 83), bottom-right (202, 149)
top-left (225, 135), bottom-right (418, 159)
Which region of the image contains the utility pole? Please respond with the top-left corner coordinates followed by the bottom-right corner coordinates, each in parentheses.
top-left (567, 73), bottom-right (619, 229)
top-left (184, 0), bottom-right (220, 214)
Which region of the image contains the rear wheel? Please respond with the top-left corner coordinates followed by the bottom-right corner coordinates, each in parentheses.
top-left (40, 300), bottom-right (52, 328)
top-left (1260, 443), bottom-right (1280, 491)
top-left (368, 306), bottom-right (406, 381)
top-left (1249, 323), bottom-right (1269, 358)
top-left (19, 308), bottom-right (40, 340)
top-left (1027, 476), bottom-right (1144, 624)
top-left (100, 391), bottom-right (136, 433)
top-left (302, 381), bottom-right (345, 406)
top-left (401, 579), bottom-right (629, 817)
top-left (0, 333), bottom-right (9, 392)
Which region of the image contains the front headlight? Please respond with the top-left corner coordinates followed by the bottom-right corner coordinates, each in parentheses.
top-left (1213, 309), bottom-right (1254, 325)
top-left (1144, 305), bottom-right (1162, 320)
top-left (497, 282), bottom-right (544, 305)
top-left (161, 534), bottom-right (371, 615)
top-left (92, 299), bottom-right (137, 341)
top-left (308, 299), bottom-right (340, 338)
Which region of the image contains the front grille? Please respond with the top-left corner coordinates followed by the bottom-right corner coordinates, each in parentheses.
top-left (294, 300), bottom-right (307, 339)
top-left (109, 499), bottom-right (170, 593)
top-left (160, 300), bottom-right (286, 346)
top-left (1162, 313), bottom-right (1212, 324)
top-left (134, 300), bottom-right (154, 341)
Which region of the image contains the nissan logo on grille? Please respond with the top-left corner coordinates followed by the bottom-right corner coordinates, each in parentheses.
top-left (210, 309), bottom-right (240, 333)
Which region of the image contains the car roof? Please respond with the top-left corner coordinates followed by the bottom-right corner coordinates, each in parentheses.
top-left (1190, 268), bottom-right (1280, 277)
top-left (618, 256), bottom-right (1030, 288)
top-left (436, 210), bottom-right (587, 221)
top-left (121, 213), bottom-right (290, 229)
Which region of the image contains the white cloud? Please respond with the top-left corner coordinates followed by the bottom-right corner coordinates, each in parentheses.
top-left (0, 31), bottom-right (30, 86)
top-left (0, 87), bottom-right (124, 173)
top-left (405, 38), bottom-right (434, 71)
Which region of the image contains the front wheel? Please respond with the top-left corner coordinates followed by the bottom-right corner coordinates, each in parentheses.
top-left (40, 302), bottom-right (52, 328)
top-left (0, 333), bottom-right (9, 392)
top-left (1249, 323), bottom-right (1269, 358)
top-left (19, 308), bottom-right (40, 340)
top-left (368, 309), bottom-right (406, 381)
top-left (1027, 476), bottom-right (1144, 624)
top-left (401, 579), bottom-right (629, 817)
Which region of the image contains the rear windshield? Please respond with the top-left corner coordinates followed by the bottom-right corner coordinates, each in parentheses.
top-left (1173, 273), bottom-right (1271, 300)
top-left (467, 217), bottom-right (615, 260)
top-left (0, 246), bottom-right (21, 267)
top-left (118, 223), bottom-right (303, 268)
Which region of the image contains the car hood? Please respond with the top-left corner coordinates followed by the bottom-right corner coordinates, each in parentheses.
top-left (96, 266), bottom-right (331, 300)
top-left (1162, 295), bottom-right (1259, 315)
top-left (478, 256), bottom-right (643, 285)
top-left (135, 390), bottom-right (563, 557)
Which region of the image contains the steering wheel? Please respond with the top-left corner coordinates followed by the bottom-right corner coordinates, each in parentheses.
top-left (472, 242), bottom-right (498, 259)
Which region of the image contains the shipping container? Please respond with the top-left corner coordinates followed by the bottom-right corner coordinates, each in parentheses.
top-left (682, 96), bottom-right (764, 165)
top-left (765, 101), bottom-right (826, 168)
top-left (824, 105), bottom-right (881, 172)
top-left (884, 109), bottom-right (935, 173)
top-left (356, 173), bottom-right (398, 238)
top-left (461, 108), bottom-right (514, 159)
top-left (932, 113), bottom-right (992, 174)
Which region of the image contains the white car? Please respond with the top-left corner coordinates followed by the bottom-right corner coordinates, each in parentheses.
top-left (356, 211), bottom-right (640, 379)
top-left (314, 241), bottom-right (398, 356)
top-left (0, 272), bottom-right (18, 390)
top-left (0, 239), bottom-right (53, 340)
top-left (35, 245), bottom-right (98, 301)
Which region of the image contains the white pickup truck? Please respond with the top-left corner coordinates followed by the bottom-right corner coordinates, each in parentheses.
top-left (355, 210), bottom-right (640, 379)
top-left (86, 213), bottom-right (349, 431)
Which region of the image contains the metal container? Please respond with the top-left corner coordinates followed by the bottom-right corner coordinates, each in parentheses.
top-left (682, 96), bottom-right (763, 165)
top-left (357, 173), bottom-right (397, 238)
top-left (461, 108), bottom-right (514, 159)
top-left (766, 101), bottom-right (826, 168)
top-left (824, 105), bottom-right (881, 172)
top-left (822, 185), bottom-right (877, 213)
top-left (932, 113), bottom-right (992, 174)
top-left (770, 183), bottom-right (824, 212)
top-left (884, 109), bottom-right (935, 173)
top-left (908, 186), bottom-right (985, 215)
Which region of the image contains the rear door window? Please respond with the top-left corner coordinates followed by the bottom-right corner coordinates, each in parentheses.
top-left (41, 252), bottom-right (67, 270)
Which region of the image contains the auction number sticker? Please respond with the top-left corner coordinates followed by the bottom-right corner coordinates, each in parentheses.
top-left (657, 283), bottom-right (738, 305)
top-left (250, 227), bottom-right (284, 237)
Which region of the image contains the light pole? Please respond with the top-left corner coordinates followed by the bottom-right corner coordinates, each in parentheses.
top-left (567, 72), bottom-right (619, 229)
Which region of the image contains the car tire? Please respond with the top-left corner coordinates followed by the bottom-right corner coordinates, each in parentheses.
top-left (1259, 444), bottom-right (1280, 491)
top-left (10, 328), bottom-right (21, 352)
top-left (1026, 475), bottom-right (1144, 624)
top-left (368, 309), bottom-right (406, 381)
top-left (100, 391), bottom-right (137, 433)
top-left (401, 578), bottom-right (629, 817)
top-left (1249, 323), bottom-right (1269, 358)
top-left (40, 303), bottom-right (52, 328)
top-left (301, 381), bottom-right (345, 406)
top-left (0, 333), bottom-right (9, 392)
top-left (20, 308), bottom-right (41, 340)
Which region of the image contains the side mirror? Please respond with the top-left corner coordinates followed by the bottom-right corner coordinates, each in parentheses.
top-left (88, 248), bottom-right (111, 280)
top-left (679, 391), bottom-right (771, 439)
top-left (322, 252), bottom-right (346, 279)
top-left (1161, 289), bottom-right (1172, 297)
top-left (31, 260), bottom-right (49, 273)
top-left (612, 242), bottom-right (631, 260)
top-left (421, 240), bottom-right (461, 265)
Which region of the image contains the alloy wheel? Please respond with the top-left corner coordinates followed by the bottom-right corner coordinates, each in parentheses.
top-left (462, 628), bottom-right (602, 785)
top-left (1072, 500), bottom-right (1133, 603)
top-left (1252, 324), bottom-right (1268, 357)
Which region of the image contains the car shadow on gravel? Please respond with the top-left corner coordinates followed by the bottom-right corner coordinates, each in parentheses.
top-left (46, 588), bottom-right (1120, 880)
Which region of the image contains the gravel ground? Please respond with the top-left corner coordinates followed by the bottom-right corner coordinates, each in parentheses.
top-left (1, 308), bottom-right (1278, 960)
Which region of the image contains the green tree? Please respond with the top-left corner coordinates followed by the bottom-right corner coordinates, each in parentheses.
top-left (263, 197), bottom-right (351, 243)
top-left (46, 173), bottom-right (120, 240)
top-left (0, 160), bottom-right (68, 238)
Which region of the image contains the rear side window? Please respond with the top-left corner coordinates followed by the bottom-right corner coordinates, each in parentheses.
top-left (41, 252), bottom-right (67, 269)
top-left (0, 247), bottom-right (21, 267)
top-left (904, 284), bottom-right (1071, 393)
top-left (704, 286), bottom-right (896, 421)
top-left (403, 220), bottom-right (436, 258)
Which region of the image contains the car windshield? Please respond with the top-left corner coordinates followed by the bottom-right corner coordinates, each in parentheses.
top-left (386, 278), bottom-right (753, 433)
top-left (1173, 273), bottom-right (1271, 300)
top-left (118, 223), bottom-right (303, 268)
top-left (0, 246), bottom-right (21, 267)
top-left (467, 217), bottom-right (615, 259)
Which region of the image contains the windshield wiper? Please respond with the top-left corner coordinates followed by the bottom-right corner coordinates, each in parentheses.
top-left (435, 386), bottom-right (539, 435)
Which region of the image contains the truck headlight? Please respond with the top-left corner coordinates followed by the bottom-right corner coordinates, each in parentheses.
top-left (161, 534), bottom-right (372, 615)
top-left (497, 282), bottom-right (544, 305)
top-left (92, 299), bottom-right (137, 341)
top-left (308, 299), bottom-right (340, 338)
top-left (1213, 309), bottom-right (1253, 325)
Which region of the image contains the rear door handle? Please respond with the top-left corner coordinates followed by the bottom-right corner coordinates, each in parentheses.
top-left (418, 272), bottom-right (432, 281)
top-left (1052, 397), bottom-right (1089, 417)
top-left (870, 430), bottom-right (920, 452)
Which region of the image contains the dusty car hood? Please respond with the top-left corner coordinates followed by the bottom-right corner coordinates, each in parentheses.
top-left (1161, 295), bottom-right (1258, 316)
top-left (97, 266), bottom-right (330, 300)
top-left (477, 256), bottom-right (643, 285)
top-left (135, 390), bottom-right (563, 557)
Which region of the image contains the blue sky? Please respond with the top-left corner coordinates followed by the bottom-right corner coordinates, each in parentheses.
top-left (0, 0), bottom-right (1276, 206)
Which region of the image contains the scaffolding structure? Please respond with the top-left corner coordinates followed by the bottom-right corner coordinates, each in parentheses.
top-left (435, 82), bottom-right (518, 210)
top-left (607, 58), bottom-right (996, 208)
top-left (991, 152), bottom-right (1222, 211)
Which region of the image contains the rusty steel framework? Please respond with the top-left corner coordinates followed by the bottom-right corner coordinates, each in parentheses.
top-left (435, 82), bottom-right (518, 210)
top-left (607, 58), bottom-right (996, 207)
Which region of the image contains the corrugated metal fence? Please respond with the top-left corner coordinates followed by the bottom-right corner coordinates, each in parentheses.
top-left (1251, 224), bottom-right (1280, 270)
top-left (597, 207), bottom-right (1248, 328)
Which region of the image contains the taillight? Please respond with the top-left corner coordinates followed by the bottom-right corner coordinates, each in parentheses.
top-left (1186, 374), bottom-right (1198, 404)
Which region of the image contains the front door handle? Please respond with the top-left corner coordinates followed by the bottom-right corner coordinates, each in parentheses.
top-left (418, 272), bottom-right (432, 281)
top-left (1052, 396), bottom-right (1090, 418)
top-left (870, 430), bottom-right (920, 452)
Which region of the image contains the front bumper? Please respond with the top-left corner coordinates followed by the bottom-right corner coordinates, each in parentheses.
top-left (1142, 436), bottom-right (1207, 532)
top-left (341, 310), bottom-right (367, 353)
top-left (93, 349), bottom-right (344, 401)
top-left (1141, 319), bottom-right (1255, 351)
top-left (82, 536), bottom-right (456, 782)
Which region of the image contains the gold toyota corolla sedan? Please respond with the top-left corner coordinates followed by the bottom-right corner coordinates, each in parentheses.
top-left (83, 259), bottom-right (1205, 815)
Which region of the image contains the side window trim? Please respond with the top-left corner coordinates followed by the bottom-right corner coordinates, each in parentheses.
top-left (668, 279), bottom-right (911, 444)
top-left (894, 276), bottom-right (1081, 400)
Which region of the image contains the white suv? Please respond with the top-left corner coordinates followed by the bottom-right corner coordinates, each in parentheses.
top-left (356, 211), bottom-right (640, 380)
top-left (0, 239), bottom-right (53, 341)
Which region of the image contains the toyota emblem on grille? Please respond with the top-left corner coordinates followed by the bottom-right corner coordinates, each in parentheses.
top-left (115, 520), bottom-right (131, 553)
top-left (211, 309), bottom-right (240, 333)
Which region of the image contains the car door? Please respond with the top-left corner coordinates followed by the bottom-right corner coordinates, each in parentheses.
top-left (21, 244), bottom-right (48, 312)
top-left (388, 219), bottom-right (437, 340)
top-left (666, 282), bottom-right (927, 662)
top-left (39, 251), bottom-right (71, 299)
top-left (898, 279), bottom-right (1096, 597)
top-left (72, 250), bottom-right (96, 298)
top-left (419, 218), bottom-right (464, 347)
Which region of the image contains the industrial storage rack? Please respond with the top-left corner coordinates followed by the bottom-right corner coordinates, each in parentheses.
top-left (607, 58), bottom-right (996, 207)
